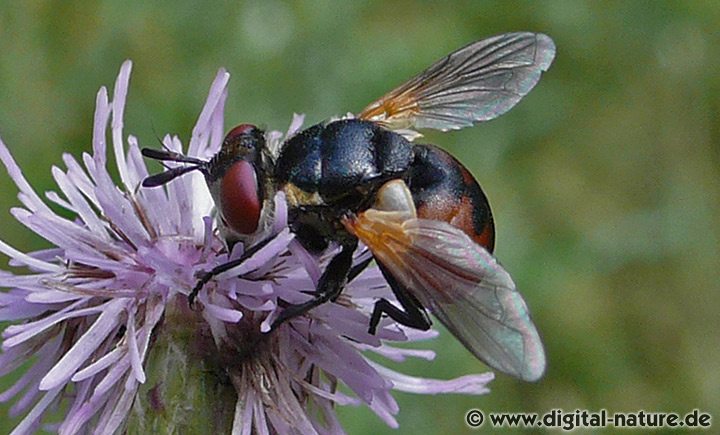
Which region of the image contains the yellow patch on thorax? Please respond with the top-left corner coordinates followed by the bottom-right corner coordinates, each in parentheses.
top-left (282, 183), bottom-right (324, 207)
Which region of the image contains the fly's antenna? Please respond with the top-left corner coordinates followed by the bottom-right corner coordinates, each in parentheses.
top-left (141, 148), bottom-right (206, 165)
top-left (141, 148), bottom-right (207, 187)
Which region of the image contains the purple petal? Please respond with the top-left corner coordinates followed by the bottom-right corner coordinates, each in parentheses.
top-left (363, 343), bottom-right (436, 362)
top-left (2, 299), bottom-right (89, 348)
top-left (237, 389), bottom-right (254, 435)
top-left (0, 337), bottom-right (62, 402)
top-left (297, 379), bottom-right (360, 406)
top-left (188, 68), bottom-right (230, 158)
top-left (0, 296), bottom-right (60, 322)
top-left (207, 80), bottom-right (228, 158)
top-left (286, 113), bottom-right (306, 137)
top-left (40, 299), bottom-right (126, 390)
top-left (94, 378), bottom-right (137, 435)
top-left (62, 376), bottom-right (95, 434)
top-left (0, 239), bottom-right (62, 273)
top-left (111, 61), bottom-right (132, 132)
top-left (9, 386), bottom-right (63, 435)
top-left (252, 397), bottom-right (271, 435)
top-left (51, 166), bottom-right (108, 238)
top-left (91, 355), bottom-right (131, 399)
top-left (201, 296), bottom-right (244, 323)
top-left (291, 330), bottom-right (389, 404)
top-left (24, 290), bottom-right (83, 304)
top-left (369, 362), bottom-right (494, 395)
top-left (91, 87), bottom-right (111, 169)
top-left (126, 308), bottom-right (146, 384)
top-left (62, 153), bottom-right (98, 207)
top-left (0, 137), bottom-right (52, 214)
top-left (72, 347), bottom-right (124, 382)
top-left (287, 239), bottom-right (321, 286)
top-left (111, 61), bottom-right (133, 191)
top-left (271, 191), bottom-right (288, 233)
top-left (369, 396), bottom-right (399, 429)
top-left (216, 229), bottom-right (293, 279)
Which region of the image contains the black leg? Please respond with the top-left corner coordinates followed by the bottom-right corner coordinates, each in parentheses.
top-left (346, 255), bottom-right (373, 285)
top-left (189, 235), bottom-right (276, 307)
top-left (368, 261), bottom-right (432, 334)
top-left (271, 239), bottom-right (358, 329)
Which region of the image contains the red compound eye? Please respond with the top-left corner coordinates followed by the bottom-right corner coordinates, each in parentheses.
top-left (225, 124), bottom-right (258, 143)
top-left (219, 160), bottom-right (261, 234)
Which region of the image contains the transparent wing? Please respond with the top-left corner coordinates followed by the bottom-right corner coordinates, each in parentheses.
top-left (346, 210), bottom-right (545, 381)
top-left (358, 32), bottom-right (556, 132)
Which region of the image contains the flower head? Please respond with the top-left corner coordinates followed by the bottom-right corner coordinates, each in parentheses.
top-left (0, 61), bottom-right (492, 434)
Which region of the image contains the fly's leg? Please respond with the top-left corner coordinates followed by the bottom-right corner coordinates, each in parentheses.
top-left (189, 235), bottom-right (275, 307)
top-left (271, 239), bottom-right (358, 329)
top-left (347, 253), bottom-right (373, 283)
top-left (368, 261), bottom-right (432, 334)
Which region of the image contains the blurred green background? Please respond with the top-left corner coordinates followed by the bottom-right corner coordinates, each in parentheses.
top-left (1, 1), bottom-right (718, 433)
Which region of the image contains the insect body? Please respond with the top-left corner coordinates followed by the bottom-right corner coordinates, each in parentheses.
top-left (142, 32), bottom-right (555, 382)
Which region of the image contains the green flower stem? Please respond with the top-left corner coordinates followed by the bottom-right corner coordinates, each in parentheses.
top-left (127, 298), bottom-right (236, 434)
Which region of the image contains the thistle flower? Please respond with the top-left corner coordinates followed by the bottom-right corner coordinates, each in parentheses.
top-left (0, 61), bottom-right (493, 434)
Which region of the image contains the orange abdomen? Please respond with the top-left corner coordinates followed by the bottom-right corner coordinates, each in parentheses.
top-left (407, 144), bottom-right (495, 252)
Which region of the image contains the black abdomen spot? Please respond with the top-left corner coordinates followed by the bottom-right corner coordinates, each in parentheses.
top-left (408, 144), bottom-right (495, 252)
